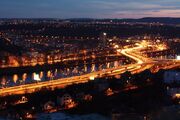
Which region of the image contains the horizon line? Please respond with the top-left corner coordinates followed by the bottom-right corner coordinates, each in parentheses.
top-left (0, 17), bottom-right (180, 20)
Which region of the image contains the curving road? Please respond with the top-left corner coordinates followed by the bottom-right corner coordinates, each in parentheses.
top-left (0, 44), bottom-right (177, 97)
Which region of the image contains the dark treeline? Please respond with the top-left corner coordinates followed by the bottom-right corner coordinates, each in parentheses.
top-left (67, 17), bottom-right (180, 24)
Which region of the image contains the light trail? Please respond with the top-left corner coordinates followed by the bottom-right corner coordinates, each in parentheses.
top-left (0, 44), bottom-right (179, 97)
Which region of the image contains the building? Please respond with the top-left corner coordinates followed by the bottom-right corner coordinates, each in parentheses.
top-left (58, 93), bottom-right (76, 109)
top-left (164, 70), bottom-right (180, 84)
top-left (99, 32), bottom-right (107, 48)
top-left (43, 101), bottom-right (55, 111)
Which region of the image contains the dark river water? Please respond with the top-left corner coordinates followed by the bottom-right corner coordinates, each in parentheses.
top-left (0, 60), bottom-right (124, 88)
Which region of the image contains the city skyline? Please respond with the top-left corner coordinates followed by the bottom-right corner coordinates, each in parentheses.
top-left (0, 0), bottom-right (180, 18)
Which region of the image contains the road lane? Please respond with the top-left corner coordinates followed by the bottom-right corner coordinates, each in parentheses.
top-left (0, 44), bottom-right (177, 97)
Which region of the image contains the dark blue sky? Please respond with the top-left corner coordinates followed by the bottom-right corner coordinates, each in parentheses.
top-left (0, 0), bottom-right (180, 18)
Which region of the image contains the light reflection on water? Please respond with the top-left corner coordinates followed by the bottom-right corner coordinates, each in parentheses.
top-left (0, 60), bottom-right (123, 87)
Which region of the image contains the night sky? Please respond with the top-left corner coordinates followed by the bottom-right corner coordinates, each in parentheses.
top-left (0, 0), bottom-right (180, 18)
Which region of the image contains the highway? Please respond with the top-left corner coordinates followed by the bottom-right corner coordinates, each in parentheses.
top-left (0, 44), bottom-right (179, 97)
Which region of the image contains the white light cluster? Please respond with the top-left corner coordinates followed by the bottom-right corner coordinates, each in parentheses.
top-left (33, 73), bottom-right (41, 81)
top-left (177, 55), bottom-right (180, 60)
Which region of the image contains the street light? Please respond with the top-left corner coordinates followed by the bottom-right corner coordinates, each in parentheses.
top-left (114, 45), bottom-right (119, 49)
top-left (103, 32), bottom-right (107, 36)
